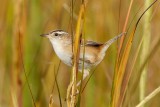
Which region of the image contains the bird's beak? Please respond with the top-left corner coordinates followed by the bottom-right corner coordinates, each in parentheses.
top-left (40, 33), bottom-right (49, 37)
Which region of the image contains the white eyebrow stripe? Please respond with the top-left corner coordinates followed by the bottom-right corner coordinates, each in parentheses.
top-left (56, 31), bottom-right (68, 35)
top-left (49, 30), bottom-right (69, 35)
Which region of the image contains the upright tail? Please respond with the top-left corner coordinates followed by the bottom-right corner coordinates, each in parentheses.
top-left (101, 32), bottom-right (126, 53)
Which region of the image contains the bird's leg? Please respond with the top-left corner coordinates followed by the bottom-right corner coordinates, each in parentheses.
top-left (77, 69), bottom-right (89, 87)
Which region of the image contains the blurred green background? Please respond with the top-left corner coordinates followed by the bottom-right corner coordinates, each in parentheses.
top-left (0, 0), bottom-right (160, 107)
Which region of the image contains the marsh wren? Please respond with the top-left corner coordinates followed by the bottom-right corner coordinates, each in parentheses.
top-left (41, 30), bottom-right (125, 85)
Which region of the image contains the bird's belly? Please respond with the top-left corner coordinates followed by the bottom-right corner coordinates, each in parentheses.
top-left (53, 46), bottom-right (72, 66)
top-left (55, 50), bottom-right (92, 69)
top-left (53, 45), bottom-right (103, 70)
top-left (58, 52), bottom-right (72, 66)
top-left (54, 50), bottom-right (92, 68)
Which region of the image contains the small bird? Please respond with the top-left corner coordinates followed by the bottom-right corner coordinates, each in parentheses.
top-left (41, 30), bottom-right (125, 85)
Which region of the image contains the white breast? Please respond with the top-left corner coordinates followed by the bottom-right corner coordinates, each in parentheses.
top-left (50, 39), bottom-right (72, 66)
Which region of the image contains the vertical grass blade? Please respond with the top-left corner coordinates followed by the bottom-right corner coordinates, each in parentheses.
top-left (118, 0), bottom-right (134, 54)
top-left (110, 0), bottom-right (158, 107)
top-left (119, 38), bottom-right (143, 106)
top-left (67, 3), bottom-right (85, 107)
top-left (135, 38), bottom-right (160, 104)
top-left (11, 0), bottom-right (28, 106)
top-left (139, 0), bottom-right (152, 106)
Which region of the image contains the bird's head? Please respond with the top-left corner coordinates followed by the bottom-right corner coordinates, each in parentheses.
top-left (40, 30), bottom-right (70, 41)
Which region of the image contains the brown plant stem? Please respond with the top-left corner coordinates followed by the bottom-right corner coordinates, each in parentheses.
top-left (66, 3), bottom-right (85, 107)
top-left (11, 0), bottom-right (25, 107)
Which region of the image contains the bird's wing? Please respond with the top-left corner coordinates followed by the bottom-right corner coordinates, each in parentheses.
top-left (81, 39), bottom-right (103, 47)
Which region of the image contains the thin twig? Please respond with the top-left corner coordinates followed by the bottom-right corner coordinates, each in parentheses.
top-left (18, 29), bottom-right (36, 107)
top-left (136, 86), bottom-right (160, 107)
top-left (51, 61), bottom-right (61, 94)
top-left (54, 67), bottom-right (62, 107)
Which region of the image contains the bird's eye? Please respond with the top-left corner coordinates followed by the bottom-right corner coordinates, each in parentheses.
top-left (55, 33), bottom-right (58, 36)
